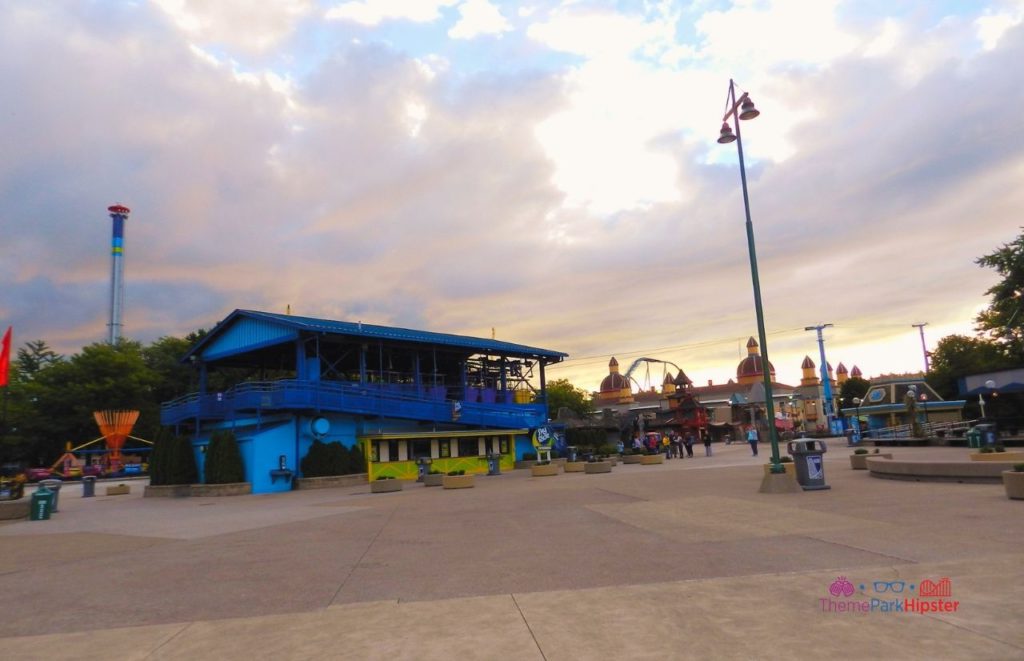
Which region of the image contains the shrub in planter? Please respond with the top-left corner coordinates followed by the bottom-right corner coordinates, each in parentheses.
top-left (151, 432), bottom-right (199, 486)
top-left (301, 440), bottom-right (346, 477)
top-left (779, 456), bottom-right (793, 463)
top-left (375, 476), bottom-right (394, 480)
top-left (1014, 464), bottom-right (1024, 472)
top-left (980, 447), bottom-right (994, 454)
top-left (205, 431), bottom-right (245, 485)
top-left (447, 469), bottom-right (465, 476)
top-left (995, 445), bottom-right (1006, 453)
top-left (854, 449), bottom-right (869, 455)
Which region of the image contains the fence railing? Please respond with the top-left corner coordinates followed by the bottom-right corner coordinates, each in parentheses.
top-left (161, 379), bottom-right (545, 429)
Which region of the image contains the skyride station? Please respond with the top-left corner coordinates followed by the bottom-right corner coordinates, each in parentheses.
top-left (161, 310), bottom-right (567, 493)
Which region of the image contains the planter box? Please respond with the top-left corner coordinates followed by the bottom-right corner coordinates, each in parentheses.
top-left (371, 479), bottom-right (403, 493)
top-left (442, 474), bottom-right (475, 489)
top-left (584, 461), bottom-right (612, 474)
top-left (622, 454), bottom-right (644, 465)
top-left (1003, 470), bottom-right (1024, 499)
top-left (105, 484), bottom-right (131, 496)
top-left (295, 474), bottom-right (368, 490)
top-left (144, 485), bottom-right (191, 498)
top-left (640, 455), bottom-right (665, 465)
top-left (190, 482), bottom-right (251, 497)
top-left (423, 473), bottom-right (445, 487)
top-left (564, 461), bottom-right (586, 473)
top-left (531, 463), bottom-right (559, 477)
top-left (552, 458), bottom-right (567, 467)
top-left (762, 463), bottom-right (796, 476)
top-left (0, 499), bottom-right (30, 520)
top-left (850, 453), bottom-right (892, 470)
top-left (514, 460), bottom-right (537, 470)
top-left (970, 452), bottom-right (1024, 462)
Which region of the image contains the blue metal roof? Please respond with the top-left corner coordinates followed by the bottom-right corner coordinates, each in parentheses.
top-left (184, 309), bottom-right (568, 363)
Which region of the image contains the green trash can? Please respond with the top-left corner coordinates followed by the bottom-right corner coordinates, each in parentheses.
top-left (966, 427), bottom-right (982, 449)
top-left (30, 487), bottom-right (53, 521)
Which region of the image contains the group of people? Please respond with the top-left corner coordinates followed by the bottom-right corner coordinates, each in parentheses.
top-left (631, 431), bottom-right (713, 458)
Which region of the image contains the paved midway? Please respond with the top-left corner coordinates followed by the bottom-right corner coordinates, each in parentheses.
top-left (2, 441), bottom-right (1021, 660)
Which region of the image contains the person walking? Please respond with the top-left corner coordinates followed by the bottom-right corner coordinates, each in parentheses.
top-left (683, 432), bottom-right (695, 458)
top-left (662, 433), bottom-right (672, 459)
top-left (670, 432), bottom-right (681, 458)
top-left (747, 425), bottom-right (759, 456)
top-left (703, 431), bottom-right (712, 457)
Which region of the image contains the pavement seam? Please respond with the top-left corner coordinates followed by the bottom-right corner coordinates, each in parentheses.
top-left (510, 592), bottom-right (547, 661)
top-left (327, 504), bottom-right (398, 607)
top-left (802, 534), bottom-right (920, 564)
top-left (142, 622), bottom-right (193, 659)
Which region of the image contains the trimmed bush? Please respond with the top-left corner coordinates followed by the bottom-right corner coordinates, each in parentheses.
top-left (779, 456), bottom-right (794, 463)
top-left (150, 432), bottom-right (198, 486)
top-left (205, 431), bottom-right (245, 484)
top-left (854, 449), bottom-right (869, 455)
top-left (171, 435), bottom-right (198, 485)
top-left (301, 440), bottom-right (366, 477)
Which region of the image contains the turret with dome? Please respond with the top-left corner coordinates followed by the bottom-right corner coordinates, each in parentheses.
top-left (736, 337), bottom-right (775, 385)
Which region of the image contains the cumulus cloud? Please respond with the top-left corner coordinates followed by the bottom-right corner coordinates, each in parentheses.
top-left (325, 0), bottom-right (458, 26)
top-left (448, 0), bottom-right (511, 40)
top-left (152, 0), bottom-right (314, 54)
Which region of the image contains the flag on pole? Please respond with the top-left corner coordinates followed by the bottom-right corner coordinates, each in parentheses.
top-left (0, 326), bottom-right (10, 387)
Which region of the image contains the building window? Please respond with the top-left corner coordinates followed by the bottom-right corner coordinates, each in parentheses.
top-left (388, 440), bottom-right (400, 462)
top-left (439, 440), bottom-right (450, 458)
top-left (458, 438), bottom-right (479, 457)
top-left (410, 439), bottom-right (431, 459)
top-left (499, 437), bottom-right (509, 454)
top-left (372, 441), bottom-right (382, 463)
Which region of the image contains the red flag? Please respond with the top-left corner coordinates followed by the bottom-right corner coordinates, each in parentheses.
top-left (0, 326), bottom-right (10, 387)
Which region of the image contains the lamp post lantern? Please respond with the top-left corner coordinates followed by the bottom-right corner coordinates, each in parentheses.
top-left (920, 392), bottom-right (929, 429)
top-left (979, 379), bottom-right (996, 419)
top-left (717, 79), bottom-right (783, 473)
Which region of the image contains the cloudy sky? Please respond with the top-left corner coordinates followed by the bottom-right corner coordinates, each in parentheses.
top-left (2, 0), bottom-right (1024, 393)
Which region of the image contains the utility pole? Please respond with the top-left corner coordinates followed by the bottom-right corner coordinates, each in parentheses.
top-left (912, 323), bottom-right (929, 373)
top-left (805, 324), bottom-right (835, 433)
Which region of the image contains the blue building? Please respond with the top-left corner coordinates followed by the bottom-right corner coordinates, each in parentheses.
top-left (161, 310), bottom-right (567, 493)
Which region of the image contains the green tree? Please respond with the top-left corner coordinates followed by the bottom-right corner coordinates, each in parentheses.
top-left (975, 231), bottom-right (1024, 361)
top-left (839, 377), bottom-right (870, 404)
top-left (926, 334), bottom-right (1008, 400)
top-left (15, 340), bottom-right (62, 380)
top-left (544, 378), bottom-right (594, 417)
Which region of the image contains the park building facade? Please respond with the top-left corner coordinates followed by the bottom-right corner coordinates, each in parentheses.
top-left (161, 310), bottom-right (566, 493)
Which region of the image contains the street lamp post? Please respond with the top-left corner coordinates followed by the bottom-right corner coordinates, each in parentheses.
top-left (979, 379), bottom-right (996, 419)
top-left (717, 80), bottom-right (783, 473)
top-left (852, 397), bottom-right (863, 444)
top-left (920, 393), bottom-right (929, 431)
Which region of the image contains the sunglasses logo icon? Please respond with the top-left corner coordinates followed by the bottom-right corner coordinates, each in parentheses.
top-left (873, 581), bottom-right (907, 593)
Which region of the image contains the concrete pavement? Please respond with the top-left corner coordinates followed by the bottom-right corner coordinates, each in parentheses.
top-left (1, 441), bottom-right (1021, 660)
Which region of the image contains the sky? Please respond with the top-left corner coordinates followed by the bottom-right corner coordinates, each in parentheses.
top-left (2, 0), bottom-right (1024, 393)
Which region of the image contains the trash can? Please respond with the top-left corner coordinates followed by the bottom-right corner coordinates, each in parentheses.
top-left (415, 457), bottom-right (432, 482)
top-left (30, 487), bottom-right (53, 521)
top-left (485, 452), bottom-right (502, 476)
top-left (567, 446), bottom-right (578, 462)
top-left (787, 440), bottom-right (831, 491)
top-left (39, 478), bottom-right (63, 513)
top-left (82, 475), bottom-right (96, 498)
top-left (966, 427), bottom-right (982, 449)
top-left (976, 423), bottom-right (997, 446)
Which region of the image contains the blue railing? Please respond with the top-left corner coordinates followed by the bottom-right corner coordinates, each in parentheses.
top-left (161, 379), bottom-right (546, 429)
